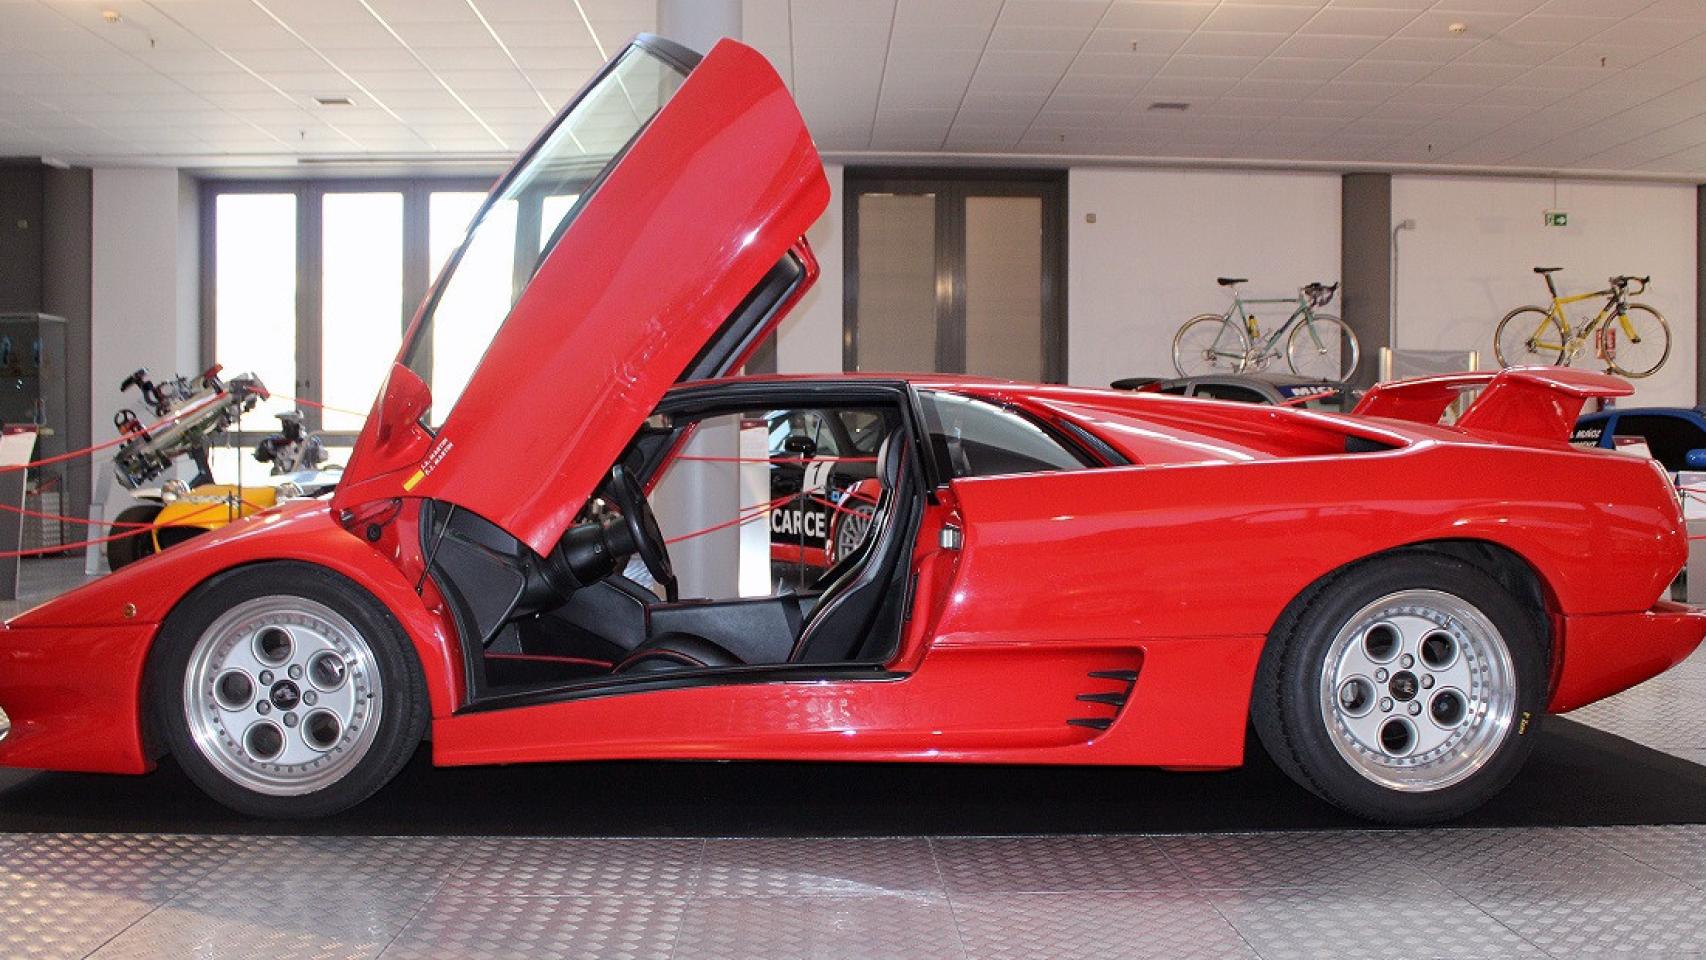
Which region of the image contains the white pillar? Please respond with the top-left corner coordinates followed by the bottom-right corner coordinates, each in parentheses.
top-left (657, 0), bottom-right (741, 55)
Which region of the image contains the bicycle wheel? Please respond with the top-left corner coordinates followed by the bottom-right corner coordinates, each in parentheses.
top-left (1493, 307), bottom-right (1565, 368)
top-left (1602, 303), bottom-right (1670, 378)
top-left (1286, 313), bottom-right (1359, 381)
top-left (1173, 315), bottom-right (1250, 376)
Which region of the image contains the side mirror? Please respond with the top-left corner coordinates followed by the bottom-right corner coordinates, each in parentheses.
top-left (783, 435), bottom-right (817, 457)
top-left (1685, 449), bottom-right (1706, 470)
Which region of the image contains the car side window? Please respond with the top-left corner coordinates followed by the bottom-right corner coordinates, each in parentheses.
top-left (919, 390), bottom-right (1089, 479)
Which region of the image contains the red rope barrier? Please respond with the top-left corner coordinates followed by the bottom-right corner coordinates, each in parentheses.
top-left (672, 455), bottom-right (879, 465)
top-left (0, 496), bottom-right (278, 558)
top-left (663, 492), bottom-right (798, 545)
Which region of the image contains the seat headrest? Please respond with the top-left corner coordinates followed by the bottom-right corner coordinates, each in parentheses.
top-left (876, 431), bottom-right (906, 489)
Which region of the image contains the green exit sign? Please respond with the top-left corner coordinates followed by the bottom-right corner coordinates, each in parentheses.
top-left (1544, 210), bottom-right (1569, 227)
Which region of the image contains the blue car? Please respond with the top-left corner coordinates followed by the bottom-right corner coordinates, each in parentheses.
top-left (1573, 406), bottom-right (1706, 473)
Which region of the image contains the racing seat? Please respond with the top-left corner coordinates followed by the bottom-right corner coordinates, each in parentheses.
top-left (1216, 277), bottom-right (1247, 286)
top-left (1534, 266), bottom-right (1561, 274)
top-left (614, 432), bottom-right (910, 674)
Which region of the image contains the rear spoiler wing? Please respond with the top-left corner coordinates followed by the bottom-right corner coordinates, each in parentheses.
top-left (1353, 366), bottom-right (1632, 442)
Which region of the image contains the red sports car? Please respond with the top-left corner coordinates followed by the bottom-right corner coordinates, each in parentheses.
top-left (0, 36), bottom-right (1699, 823)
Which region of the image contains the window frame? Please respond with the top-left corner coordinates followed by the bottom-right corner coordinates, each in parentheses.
top-left (199, 175), bottom-right (497, 449)
top-left (842, 169), bottom-right (1068, 383)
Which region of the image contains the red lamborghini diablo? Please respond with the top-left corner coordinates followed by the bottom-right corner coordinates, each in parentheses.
top-left (0, 36), bottom-right (1699, 823)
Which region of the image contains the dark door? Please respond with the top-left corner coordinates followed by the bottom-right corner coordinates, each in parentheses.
top-left (844, 172), bottom-right (1066, 382)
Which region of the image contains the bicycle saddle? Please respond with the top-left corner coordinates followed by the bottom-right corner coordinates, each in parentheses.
top-left (1533, 266), bottom-right (1561, 274)
top-left (1216, 277), bottom-right (1247, 286)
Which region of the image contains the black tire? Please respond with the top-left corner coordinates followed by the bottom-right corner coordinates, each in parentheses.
top-left (1251, 551), bottom-right (1548, 824)
top-left (106, 504), bottom-right (163, 571)
top-left (148, 561), bottom-right (428, 818)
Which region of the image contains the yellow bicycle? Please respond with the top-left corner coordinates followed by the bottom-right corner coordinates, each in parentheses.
top-left (1493, 267), bottom-right (1670, 378)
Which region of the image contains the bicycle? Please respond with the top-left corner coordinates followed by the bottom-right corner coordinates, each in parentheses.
top-left (1172, 278), bottom-right (1359, 381)
top-left (1493, 268), bottom-right (1670, 378)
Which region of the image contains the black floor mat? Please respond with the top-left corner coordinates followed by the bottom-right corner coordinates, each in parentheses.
top-left (0, 719), bottom-right (1697, 836)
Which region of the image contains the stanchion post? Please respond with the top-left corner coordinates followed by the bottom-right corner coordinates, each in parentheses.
top-left (0, 428), bottom-right (39, 601)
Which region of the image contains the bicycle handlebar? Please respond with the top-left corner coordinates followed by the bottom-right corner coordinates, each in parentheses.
top-left (1609, 275), bottom-right (1650, 296)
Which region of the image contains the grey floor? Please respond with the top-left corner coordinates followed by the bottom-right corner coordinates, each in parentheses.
top-left (4, 557), bottom-right (1706, 959)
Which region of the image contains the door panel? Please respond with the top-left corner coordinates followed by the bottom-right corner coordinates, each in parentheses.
top-left (335, 40), bottom-right (829, 555)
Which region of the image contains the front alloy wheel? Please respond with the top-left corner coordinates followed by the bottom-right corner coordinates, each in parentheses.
top-left (183, 596), bottom-right (383, 796)
top-left (1253, 552), bottom-right (1546, 823)
top-left (154, 562), bottom-right (427, 818)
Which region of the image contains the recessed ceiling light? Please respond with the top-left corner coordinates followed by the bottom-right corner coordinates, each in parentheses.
top-left (1148, 101), bottom-right (1190, 111)
top-left (314, 95), bottom-right (355, 106)
top-left (1448, 22), bottom-right (1468, 34)
top-left (100, 10), bottom-right (121, 24)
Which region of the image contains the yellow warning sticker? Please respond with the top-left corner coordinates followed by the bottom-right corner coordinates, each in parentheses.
top-left (402, 470), bottom-right (426, 491)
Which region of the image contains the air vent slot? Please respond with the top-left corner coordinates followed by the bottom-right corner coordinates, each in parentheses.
top-left (1068, 668), bottom-right (1140, 732)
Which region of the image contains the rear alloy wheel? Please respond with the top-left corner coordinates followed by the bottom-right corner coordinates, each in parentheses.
top-left (152, 562), bottom-right (426, 818)
top-left (1253, 552), bottom-right (1547, 823)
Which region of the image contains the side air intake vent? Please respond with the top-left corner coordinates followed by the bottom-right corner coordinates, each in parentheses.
top-left (1068, 668), bottom-right (1139, 731)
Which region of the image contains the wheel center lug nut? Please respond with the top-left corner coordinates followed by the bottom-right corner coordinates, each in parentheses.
top-left (1379, 697), bottom-right (1394, 712)
top-left (1375, 668), bottom-right (1389, 682)
top-left (1389, 671), bottom-right (1420, 702)
top-left (288, 664), bottom-right (303, 681)
top-left (1421, 675), bottom-right (1435, 689)
top-left (269, 680), bottom-right (301, 711)
top-left (1400, 654), bottom-right (1415, 669)
top-left (1407, 701), bottom-right (1422, 716)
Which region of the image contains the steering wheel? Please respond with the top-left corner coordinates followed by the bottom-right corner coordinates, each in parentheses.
top-left (604, 463), bottom-right (677, 601)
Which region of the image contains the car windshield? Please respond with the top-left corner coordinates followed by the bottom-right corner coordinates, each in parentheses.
top-left (403, 42), bottom-right (690, 425)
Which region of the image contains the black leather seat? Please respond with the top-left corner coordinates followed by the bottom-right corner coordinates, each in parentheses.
top-left (614, 432), bottom-right (909, 673)
top-left (1216, 277), bottom-right (1247, 286)
top-left (1534, 266), bottom-right (1561, 274)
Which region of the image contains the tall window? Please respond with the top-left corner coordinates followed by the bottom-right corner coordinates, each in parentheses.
top-left (321, 192), bottom-right (403, 433)
top-left (202, 178), bottom-right (494, 478)
top-left (212, 193), bottom-right (297, 432)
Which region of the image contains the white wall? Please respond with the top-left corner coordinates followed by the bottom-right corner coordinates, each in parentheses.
top-left (1392, 176), bottom-right (1696, 406)
top-left (91, 167), bottom-right (199, 509)
top-left (776, 162), bottom-right (843, 374)
top-left (1067, 168), bottom-right (1342, 389)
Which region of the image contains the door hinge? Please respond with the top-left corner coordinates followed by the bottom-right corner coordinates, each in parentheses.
top-left (939, 524), bottom-right (963, 550)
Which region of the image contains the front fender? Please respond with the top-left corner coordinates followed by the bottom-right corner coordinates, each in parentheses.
top-left (0, 502), bottom-right (461, 774)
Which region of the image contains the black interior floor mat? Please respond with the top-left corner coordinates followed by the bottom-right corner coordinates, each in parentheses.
top-left (0, 719), bottom-right (1697, 837)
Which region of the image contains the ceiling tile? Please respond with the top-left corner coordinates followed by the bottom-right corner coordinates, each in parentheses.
top-left (1101, 2), bottom-right (1215, 31)
top-left (1199, 4), bottom-right (1321, 32)
top-left (1300, 6), bottom-right (1422, 36)
top-left (1179, 31), bottom-right (1289, 57)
